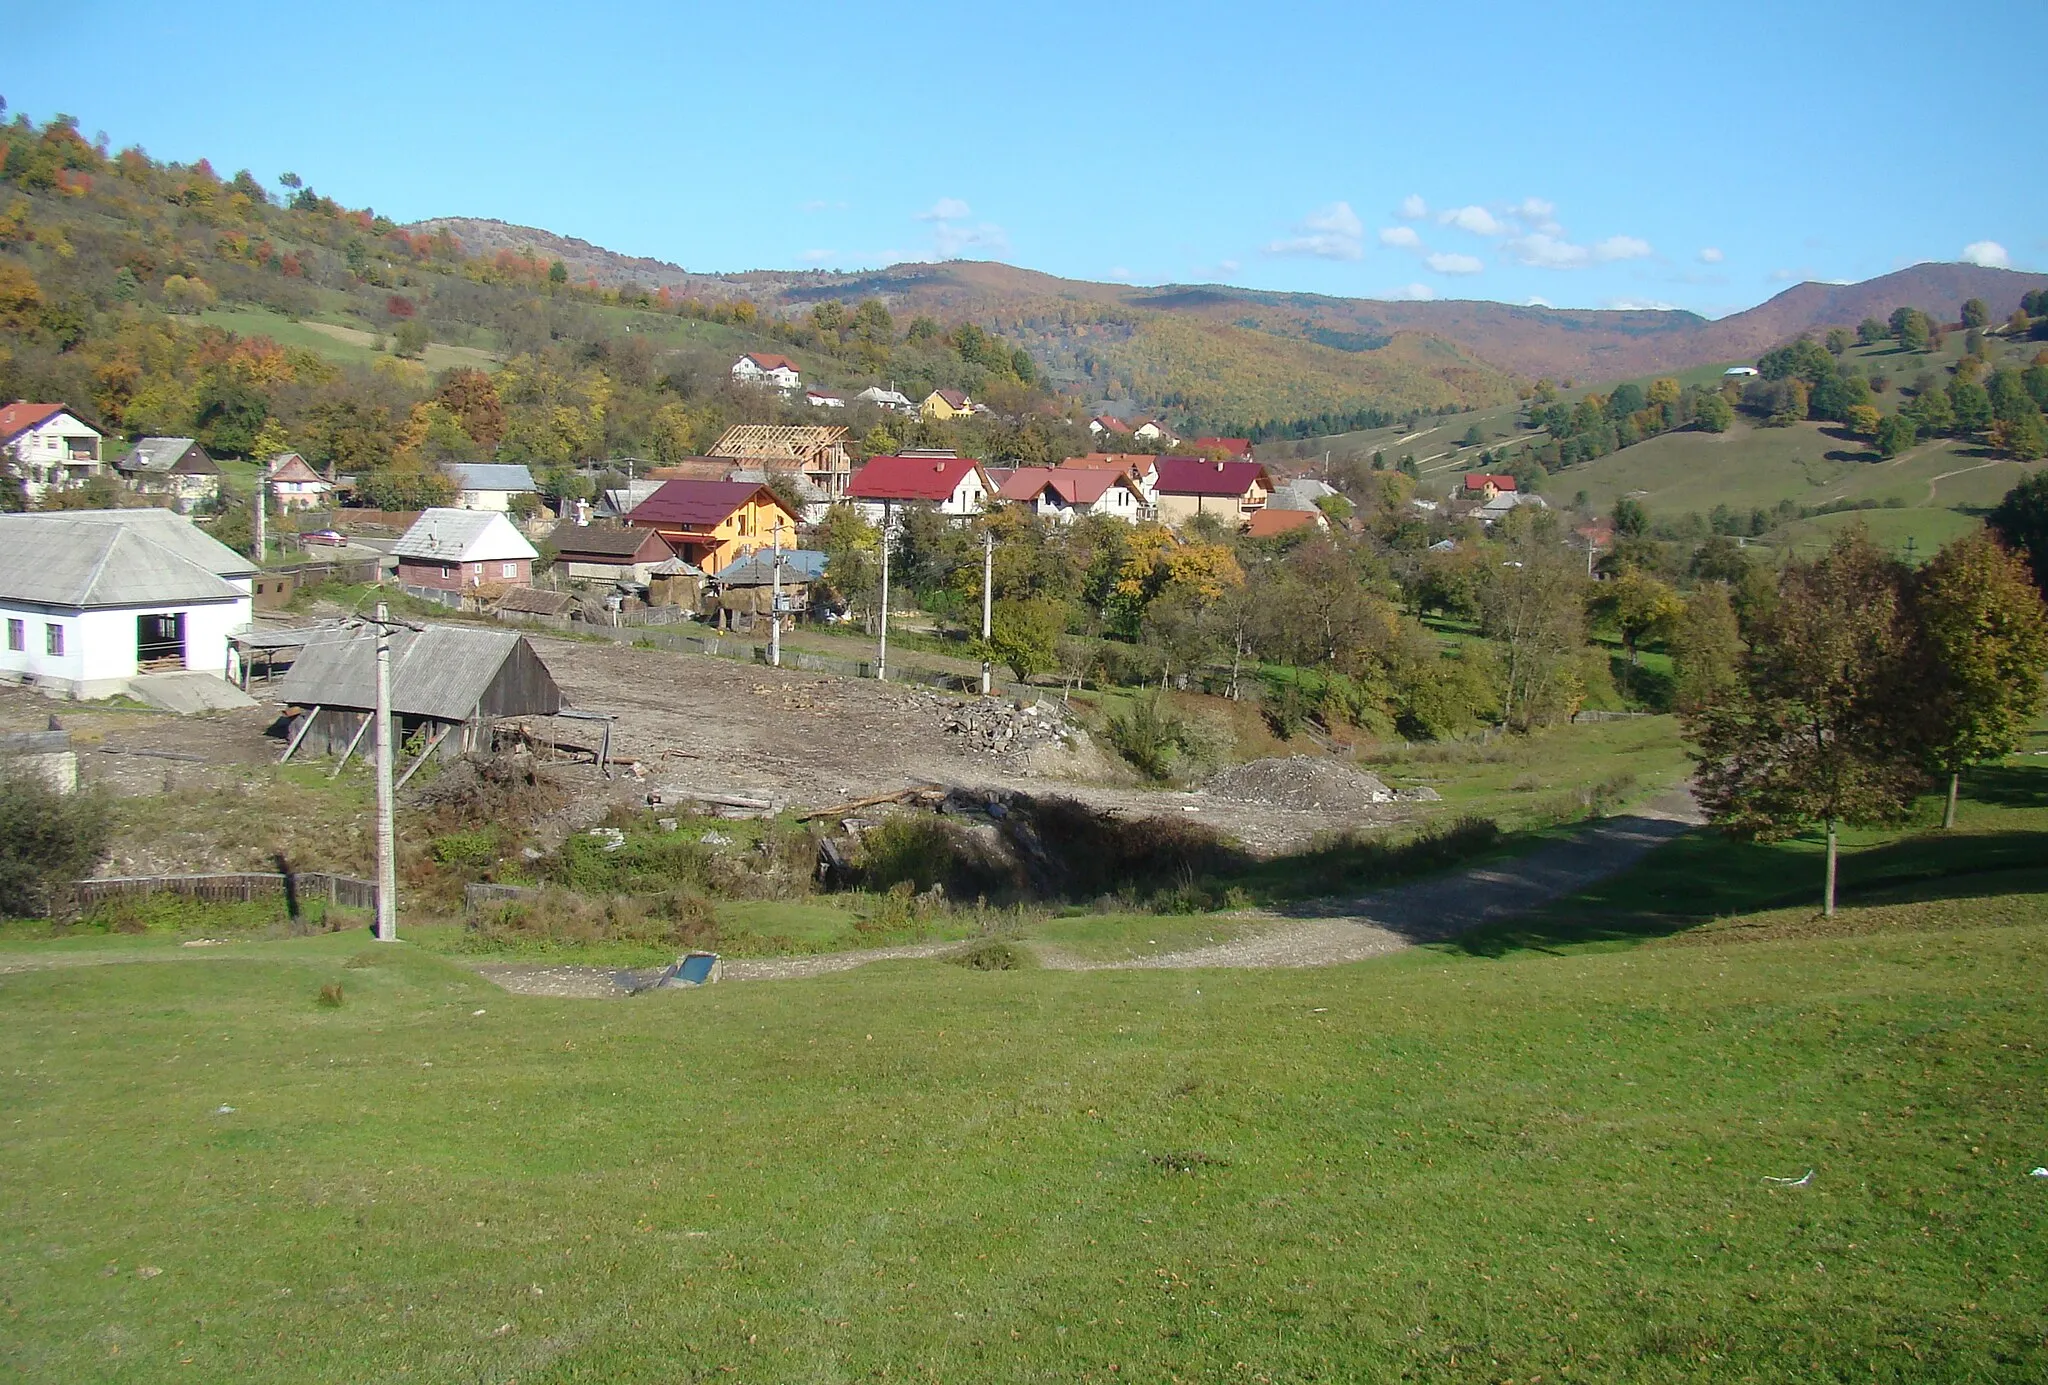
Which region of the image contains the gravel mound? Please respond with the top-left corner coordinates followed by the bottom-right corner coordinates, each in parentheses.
top-left (1201, 756), bottom-right (1394, 811)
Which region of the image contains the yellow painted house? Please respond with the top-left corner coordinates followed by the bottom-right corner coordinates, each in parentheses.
top-left (920, 388), bottom-right (974, 422)
top-left (623, 480), bottom-right (800, 574)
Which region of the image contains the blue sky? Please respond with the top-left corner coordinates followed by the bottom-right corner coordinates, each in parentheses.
top-left (9, 1), bottom-right (2044, 318)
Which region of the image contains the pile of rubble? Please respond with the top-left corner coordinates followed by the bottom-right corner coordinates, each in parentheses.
top-left (1202, 755), bottom-right (1399, 812)
top-left (932, 694), bottom-right (1078, 759)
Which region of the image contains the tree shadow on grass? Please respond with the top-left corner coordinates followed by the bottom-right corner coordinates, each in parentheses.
top-left (1957, 763), bottom-right (2048, 810)
top-left (1443, 826), bottom-right (2048, 957)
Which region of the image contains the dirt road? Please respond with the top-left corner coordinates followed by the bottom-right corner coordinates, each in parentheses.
top-left (473, 790), bottom-right (1703, 994)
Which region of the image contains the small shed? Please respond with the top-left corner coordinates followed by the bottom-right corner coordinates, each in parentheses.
top-left (548, 523), bottom-right (675, 584)
top-left (272, 624), bottom-right (564, 773)
top-left (647, 556), bottom-right (706, 610)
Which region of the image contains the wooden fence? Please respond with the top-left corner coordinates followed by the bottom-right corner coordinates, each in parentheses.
top-left (73, 871), bottom-right (378, 912)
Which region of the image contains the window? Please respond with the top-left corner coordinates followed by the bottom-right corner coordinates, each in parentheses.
top-left (440, 565), bottom-right (453, 578)
top-left (501, 562), bottom-right (516, 578)
top-left (45, 623), bottom-right (64, 656)
top-left (6, 619), bottom-right (21, 651)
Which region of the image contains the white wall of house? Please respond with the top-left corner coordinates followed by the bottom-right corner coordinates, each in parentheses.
top-left (271, 480), bottom-right (332, 512)
top-left (0, 598), bottom-right (251, 699)
top-left (456, 487), bottom-right (517, 512)
top-left (5, 414), bottom-right (103, 502)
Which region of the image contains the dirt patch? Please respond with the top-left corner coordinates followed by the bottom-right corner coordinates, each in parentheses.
top-left (1202, 756), bottom-right (1394, 812)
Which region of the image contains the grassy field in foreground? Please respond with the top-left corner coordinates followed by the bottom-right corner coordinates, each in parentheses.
top-left (4, 888), bottom-right (2045, 1381)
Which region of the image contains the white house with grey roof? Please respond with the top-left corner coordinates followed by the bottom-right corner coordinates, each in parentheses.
top-left (443, 462), bottom-right (539, 512)
top-left (116, 437), bottom-right (220, 512)
top-left (0, 509), bottom-right (254, 699)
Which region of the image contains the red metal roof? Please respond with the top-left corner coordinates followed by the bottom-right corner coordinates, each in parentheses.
top-left (1463, 473), bottom-right (1517, 492)
top-left (626, 480), bottom-right (787, 530)
top-left (1190, 436), bottom-right (1252, 458)
top-left (847, 454), bottom-right (986, 502)
top-left (1242, 508), bottom-right (1322, 538)
top-left (1154, 456), bottom-right (1271, 498)
top-left (0, 402), bottom-right (75, 444)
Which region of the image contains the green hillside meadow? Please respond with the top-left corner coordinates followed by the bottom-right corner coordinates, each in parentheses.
top-left (6, 762), bottom-right (2048, 1382)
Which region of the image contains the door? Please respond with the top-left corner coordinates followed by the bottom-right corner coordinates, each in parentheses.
top-left (137, 612), bottom-right (186, 669)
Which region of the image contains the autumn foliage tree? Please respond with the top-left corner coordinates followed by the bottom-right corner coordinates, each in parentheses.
top-left (1910, 534), bottom-right (2048, 827)
top-left (1686, 530), bottom-right (1925, 915)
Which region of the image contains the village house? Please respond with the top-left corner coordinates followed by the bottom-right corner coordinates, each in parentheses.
top-left (1461, 472), bottom-right (1516, 502)
top-left (546, 523), bottom-right (677, 585)
top-left (0, 509), bottom-right (253, 699)
top-left (920, 388), bottom-right (973, 422)
top-left (624, 479), bottom-right (800, 575)
top-left (1241, 507), bottom-right (1327, 539)
top-left (804, 389), bottom-right (847, 409)
top-left (1190, 436), bottom-right (1255, 462)
top-left (709, 424), bottom-right (852, 501)
top-left (730, 352), bottom-right (802, 395)
top-left (1087, 414), bottom-right (1130, 439)
top-left (444, 462), bottom-right (539, 513)
top-left (116, 437), bottom-right (220, 512)
top-left (996, 467), bottom-right (1149, 524)
top-left (263, 452), bottom-right (334, 512)
top-left (393, 508), bottom-right (540, 604)
top-left (845, 451), bottom-right (991, 524)
top-left (1131, 418), bottom-right (1179, 446)
top-left (1151, 456), bottom-right (1273, 527)
top-left (0, 402), bottom-right (104, 503)
top-left (1062, 453), bottom-right (1161, 506)
top-left (854, 385), bottom-right (915, 413)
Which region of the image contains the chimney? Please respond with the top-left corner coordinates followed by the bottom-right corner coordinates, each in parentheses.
top-left (1215, 460), bottom-right (1225, 472)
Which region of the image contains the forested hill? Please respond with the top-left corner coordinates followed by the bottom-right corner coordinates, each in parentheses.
top-left (416, 218), bottom-right (2048, 386)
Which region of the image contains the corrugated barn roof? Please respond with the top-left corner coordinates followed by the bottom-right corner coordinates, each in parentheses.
top-left (273, 625), bottom-right (563, 722)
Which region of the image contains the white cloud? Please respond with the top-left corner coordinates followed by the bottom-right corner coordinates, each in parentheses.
top-left (1593, 235), bottom-right (1653, 262)
top-left (1605, 297), bottom-right (1679, 311)
top-left (1426, 251), bottom-right (1484, 275)
top-left (1439, 205), bottom-right (1505, 236)
top-left (1218, 258), bottom-right (1240, 274)
top-left (932, 220), bottom-right (1009, 258)
top-left (1502, 232), bottom-right (1590, 269)
top-left (1510, 198), bottom-right (1560, 234)
top-left (1698, 247), bottom-right (1724, 264)
top-left (1108, 266), bottom-right (1134, 282)
top-left (1265, 201), bottom-right (1365, 260)
top-left (1379, 225), bottom-right (1423, 249)
top-left (1962, 240), bottom-right (2011, 268)
top-left (1769, 267), bottom-right (1807, 283)
top-left (1384, 283), bottom-right (1436, 301)
top-left (917, 197), bottom-right (972, 221)
top-left (1524, 296), bottom-right (1554, 308)
top-left (1397, 194), bottom-right (1428, 220)
top-left (799, 248), bottom-right (837, 264)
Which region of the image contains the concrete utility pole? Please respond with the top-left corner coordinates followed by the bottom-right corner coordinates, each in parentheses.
top-left (769, 518), bottom-right (784, 669)
top-left (252, 465), bottom-right (266, 564)
top-left (372, 603), bottom-right (398, 942)
top-left (979, 524), bottom-right (994, 696)
top-left (875, 502), bottom-right (891, 681)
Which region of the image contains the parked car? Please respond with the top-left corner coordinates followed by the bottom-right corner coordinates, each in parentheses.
top-left (303, 529), bottom-right (346, 546)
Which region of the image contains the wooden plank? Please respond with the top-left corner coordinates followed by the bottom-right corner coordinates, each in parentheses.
top-left (329, 714), bottom-right (372, 777)
top-left (277, 707), bottom-right (321, 764)
top-left (392, 723), bottom-right (452, 791)
top-left (794, 786), bottom-right (943, 822)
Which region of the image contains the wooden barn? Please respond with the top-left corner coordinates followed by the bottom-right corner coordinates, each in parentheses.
top-left (272, 625), bottom-right (564, 772)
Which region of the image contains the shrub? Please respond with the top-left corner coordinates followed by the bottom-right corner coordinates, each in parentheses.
top-left (1106, 692), bottom-right (1194, 779)
top-left (467, 886), bottom-right (719, 950)
top-left (856, 816), bottom-right (1015, 899)
top-left (431, 827), bottom-right (500, 871)
top-left (0, 761), bottom-right (112, 918)
top-left (414, 754), bottom-right (567, 833)
top-left (317, 982), bottom-right (344, 1007)
top-left (947, 938), bottom-right (1032, 971)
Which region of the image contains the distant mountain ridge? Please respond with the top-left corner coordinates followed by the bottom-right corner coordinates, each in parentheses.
top-left (412, 218), bottom-right (2047, 388)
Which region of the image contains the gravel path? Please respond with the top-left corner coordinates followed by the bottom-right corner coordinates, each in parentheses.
top-left (1036, 789), bottom-right (1702, 971)
top-left (467, 791), bottom-right (1703, 993)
